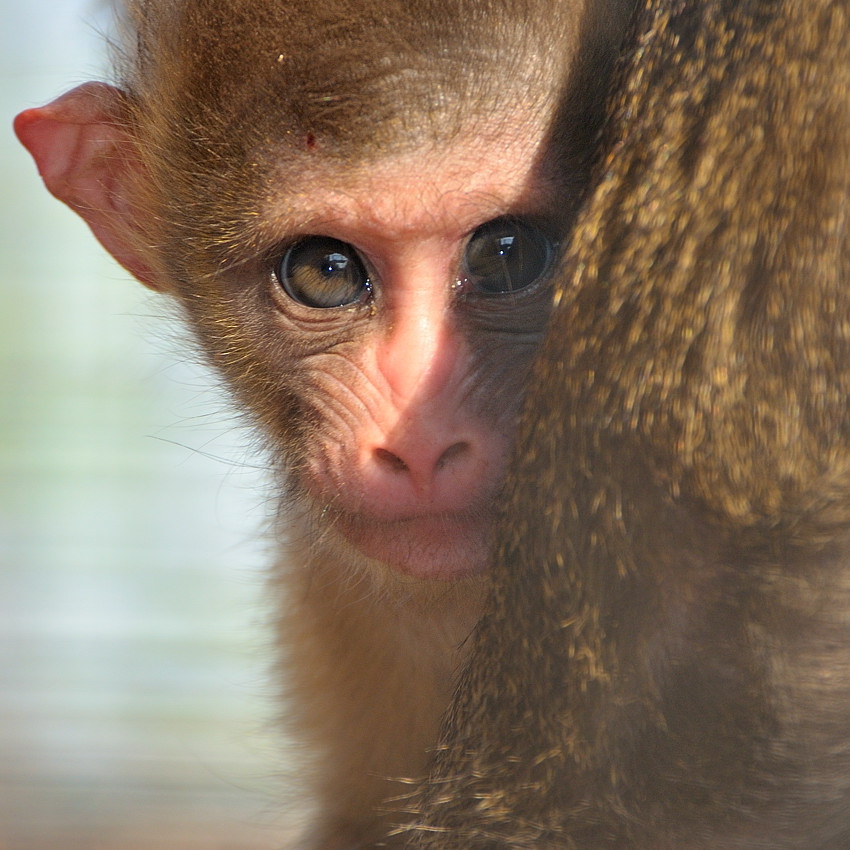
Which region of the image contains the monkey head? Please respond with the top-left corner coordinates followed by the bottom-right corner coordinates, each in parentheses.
top-left (14, 0), bottom-right (631, 583)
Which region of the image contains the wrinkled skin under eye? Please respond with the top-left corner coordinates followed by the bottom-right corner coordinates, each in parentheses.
top-left (277, 236), bottom-right (371, 308)
top-left (463, 217), bottom-right (556, 294)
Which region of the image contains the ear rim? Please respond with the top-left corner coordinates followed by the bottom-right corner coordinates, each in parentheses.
top-left (14, 82), bottom-right (166, 292)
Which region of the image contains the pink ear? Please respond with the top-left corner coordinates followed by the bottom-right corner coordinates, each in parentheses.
top-left (14, 82), bottom-right (164, 291)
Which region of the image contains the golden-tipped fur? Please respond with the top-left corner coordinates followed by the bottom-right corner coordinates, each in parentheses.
top-left (403, 0), bottom-right (850, 846)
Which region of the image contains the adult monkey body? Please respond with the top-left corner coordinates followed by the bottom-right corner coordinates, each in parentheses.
top-left (14, 0), bottom-right (635, 846)
top-left (402, 0), bottom-right (850, 846)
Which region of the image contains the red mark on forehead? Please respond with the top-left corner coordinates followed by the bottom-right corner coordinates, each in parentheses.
top-left (305, 132), bottom-right (317, 151)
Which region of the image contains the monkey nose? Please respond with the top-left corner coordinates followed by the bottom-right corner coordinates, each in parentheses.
top-left (367, 438), bottom-right (486, 511)
top-left (374, 440), bottom-right (469, 476)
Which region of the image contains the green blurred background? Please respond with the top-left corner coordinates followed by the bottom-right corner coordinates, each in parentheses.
top-left (0, 1), bottom-right (289, 847)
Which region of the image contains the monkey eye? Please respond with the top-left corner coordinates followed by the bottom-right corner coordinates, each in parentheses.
top-left (276, 237), bottom-right (371, 308)
top-left (462, 217), bottom-right (556, 295)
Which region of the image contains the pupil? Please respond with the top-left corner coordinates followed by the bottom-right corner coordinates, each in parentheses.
top-left (323, 253), bottom-right (348, 276)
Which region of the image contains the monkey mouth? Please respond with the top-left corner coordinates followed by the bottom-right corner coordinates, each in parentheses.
top-left (324, 505), bottom-right (494, 580)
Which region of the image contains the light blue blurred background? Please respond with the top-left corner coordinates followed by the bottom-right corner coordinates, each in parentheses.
top-left (1, 1), bottom-right (289, 847)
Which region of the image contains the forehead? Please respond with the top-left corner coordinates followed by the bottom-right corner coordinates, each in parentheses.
top-left (263, 113), bottom-right (561, 242)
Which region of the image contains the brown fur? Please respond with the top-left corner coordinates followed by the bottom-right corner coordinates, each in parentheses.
top-left (401, 0), bottom-right (850, 846)
top-left (15, 1), bottom-right (636, 846)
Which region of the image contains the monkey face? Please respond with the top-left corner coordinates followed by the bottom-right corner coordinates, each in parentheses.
top-left (239, 138), bottom-right (564, 580)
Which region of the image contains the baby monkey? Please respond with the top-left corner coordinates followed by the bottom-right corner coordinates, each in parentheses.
top-left (15, 0), bottom-right (635, 845)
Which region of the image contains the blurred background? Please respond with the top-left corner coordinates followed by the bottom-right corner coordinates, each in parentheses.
top-left (1, 1), bottom-right (291, 847)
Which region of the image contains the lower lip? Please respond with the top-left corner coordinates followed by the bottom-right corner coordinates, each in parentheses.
top-left (332, 510), bottom-right (494, 580)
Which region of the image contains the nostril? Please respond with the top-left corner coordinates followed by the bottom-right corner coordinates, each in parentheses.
top-left (374, 447), bottom-right (409, 473)
top-left (436, 441), bottom-right (470, 471)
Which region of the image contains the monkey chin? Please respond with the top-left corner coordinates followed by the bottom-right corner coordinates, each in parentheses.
top-left (328, 507), bottom-right (494, 581)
